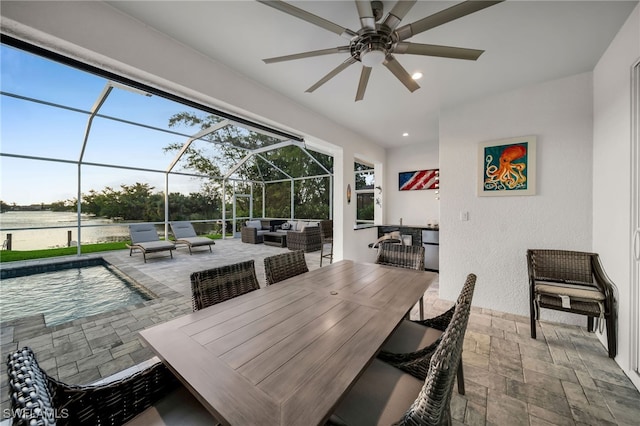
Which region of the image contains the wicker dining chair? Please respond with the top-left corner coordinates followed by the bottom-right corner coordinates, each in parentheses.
top-left (6, 347), bottom-right (179, 426)
top-left (264, 250), bottom-right (309, 286)
top-left (378, 273), bottom-right (477, 395)
top-left (376, 244), bottom-right (426, 319)
top-left (527, 249), bottom-right (617, 358)
top-left (190, 260), bottom-right (260, 311)
top-left (319, 220), bottom-right (333, 266)
top-left (329, 274), bottom-right (476, 426)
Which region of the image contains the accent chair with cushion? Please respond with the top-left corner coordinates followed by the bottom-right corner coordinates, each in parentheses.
top-left (527, 249), bottom-right (617, 358)
top-left (285, 220), bottom-right (321, 252)
top-left (6, 347), bottom-right (216, 426)
top-left (328, 273), bottom-right (476, 426)
top-left (241, 219), bottom-right (269, 244)
top-left (378, 273), bottom-right (477, 395)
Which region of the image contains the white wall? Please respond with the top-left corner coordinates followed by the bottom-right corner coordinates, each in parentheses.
top-left (0, 0), bottom-right (387, 261)
top-left (593, 3), bottom-right (640, 385)
top-left (385, 140), bottom-right (440, 227)
top-left (439, 73), bottom-right (594, 324)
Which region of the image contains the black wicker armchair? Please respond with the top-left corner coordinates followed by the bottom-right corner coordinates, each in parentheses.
top-left (329, 273), bottom-right (477, 426)
top-left (6, 347), bottom-right (178, 426)
top-left (378, 273), bottom-right (477, 395)
top-left (375, 244), bottom-right (426, 319)
top-left (190, 260), bottom-right (260, 311)
top-left (527, 249), bottom-right (617, 358)
top-left (264, 250), bottom-right (309, 286)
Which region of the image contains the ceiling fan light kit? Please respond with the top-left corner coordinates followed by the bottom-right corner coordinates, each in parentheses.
top-left (258, 0), bottom-right (504, 101)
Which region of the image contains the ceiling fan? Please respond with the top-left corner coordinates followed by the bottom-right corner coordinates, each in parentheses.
top-left (258, 0), bottom-right (504, 101)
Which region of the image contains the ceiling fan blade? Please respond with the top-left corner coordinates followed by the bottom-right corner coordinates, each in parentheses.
top-left (306, 57), bottom-right (358, 93)
top-left (396, 0), bottom-right (504, 41)
top-left (383, 55), bottom-right (420, 93)
top-left (382, 0), bottom-right (417, 31)
top-left (258, 0), bottom-right (357, 40)
top-left (395, 42), bottom-right (484, 61)
top-left (355, 1), bottom-right (376, 32)
top-left (263, 46), bottom-right (350, 64)
top-left (355, 66), bottom-right (372, 102)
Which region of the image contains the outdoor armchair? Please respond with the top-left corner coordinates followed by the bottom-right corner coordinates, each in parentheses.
top-left (169, 221), bottom-right (215, 254)
top-left (375, 244), bottom-right (426, 319)
top-left (127, 223), bottom-right (175, 263)
top-left (527, 249), bottom-right (617, 358)
top-left (6, 347), bottom-right (179, 426)
top-left (241, 220), bottom-right (268, 244)
top-left (190, 260), bottom-right (260, 311)
top-left (264, 250), bottom-right (309, 285)
top-left (286, 225), bottom-right (321, 252)
top-left (328, 273), bottom-right (476, 426)
top-left (378, 273), bottom-right (477, 395)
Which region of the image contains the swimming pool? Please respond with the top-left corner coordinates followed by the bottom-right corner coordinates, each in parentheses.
top-left (1, 258), bottom-right (153, 326)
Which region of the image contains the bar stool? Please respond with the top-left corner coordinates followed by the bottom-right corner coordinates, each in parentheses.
top-left (320, 220), bottom-right (333, 266)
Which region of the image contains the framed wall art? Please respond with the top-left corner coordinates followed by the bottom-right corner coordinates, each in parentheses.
top-left (399, 169), bottom-right (439, 191)
top-left (478, 135), bottom-right (536, 196)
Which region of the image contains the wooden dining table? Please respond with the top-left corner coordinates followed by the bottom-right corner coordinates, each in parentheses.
top-left (139, 260), bottom-right (434, 426)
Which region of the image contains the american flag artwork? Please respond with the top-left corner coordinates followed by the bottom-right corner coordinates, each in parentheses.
top-left (399, 169), bottom-right (439, 191)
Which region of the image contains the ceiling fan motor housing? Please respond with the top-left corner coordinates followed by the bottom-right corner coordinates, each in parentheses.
top-left (351, 30), bottom-right (395, 66)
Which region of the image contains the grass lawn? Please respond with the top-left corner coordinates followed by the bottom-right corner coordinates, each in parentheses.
top-left (0, 234), bottom-right (225, 263)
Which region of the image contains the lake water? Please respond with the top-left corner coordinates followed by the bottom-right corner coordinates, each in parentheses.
top-left (0, 211), bottom-right (130, 250)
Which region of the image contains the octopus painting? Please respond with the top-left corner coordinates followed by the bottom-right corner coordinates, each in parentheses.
top-left (483, 143), bottom-right (528, 191)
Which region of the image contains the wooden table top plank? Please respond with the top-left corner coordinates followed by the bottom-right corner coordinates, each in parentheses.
top-left (226, 299), bottom-right (359, 377)
top-left (191, 287), bottom-right (318, 346)
top-left (181, 284), bottom-right (301, 336)
top-left (139, 326), bottom-right (279, 426)
top-left (206, 291), bottom-right (337, 356)
top-left (257, 304), bottom-right (377, 401)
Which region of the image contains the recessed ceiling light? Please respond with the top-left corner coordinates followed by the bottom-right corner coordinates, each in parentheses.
top-left (411, 72), bottom-right (423, 80)
top-left (402, 132), bottom-right (409, 137)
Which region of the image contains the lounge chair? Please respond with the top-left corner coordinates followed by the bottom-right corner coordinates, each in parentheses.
top-left (170, 221), bottom-right (215, 254)
top-left (127, 224), bottom-right (175, 263)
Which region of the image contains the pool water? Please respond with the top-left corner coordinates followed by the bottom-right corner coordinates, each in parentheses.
top-left (1, 262), bottom-right (152, 326)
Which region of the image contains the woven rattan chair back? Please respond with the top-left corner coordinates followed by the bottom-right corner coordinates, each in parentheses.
top-left (375, 244), bottom-right (425, 271)
top-left (397, 273), bottom-right (477, 425)
top-left (264, 250), bottom-right (309, 286)
top-left (7, 347), bottom-right (178, 426)
top-left (190, 260), bottom-right (260, 311)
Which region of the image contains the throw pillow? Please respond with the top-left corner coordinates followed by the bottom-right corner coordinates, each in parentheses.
top-left (281, 222), bottom-right (291, 230)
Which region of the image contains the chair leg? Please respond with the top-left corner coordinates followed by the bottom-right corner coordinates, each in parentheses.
top-left (456, 358), bottom-right (465, 395)
top-left (530, 298), bottom-right (537, 339)
top-left (587, 316), bottom-right (594, 332)
top-left (320, 242), bottom-right (325, 267)
top-left (606, 317), bottom-right (617, 358)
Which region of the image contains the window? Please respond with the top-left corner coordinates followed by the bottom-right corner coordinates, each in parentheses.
top-left (354, 161), bottom-right (374, 224)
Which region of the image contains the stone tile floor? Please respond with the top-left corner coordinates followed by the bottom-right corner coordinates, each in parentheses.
top-left (1, 238), bottom-right (639, 425)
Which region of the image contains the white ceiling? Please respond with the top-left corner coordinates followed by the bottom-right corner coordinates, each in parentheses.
top-left (106, 1), bottom-right (637, 148)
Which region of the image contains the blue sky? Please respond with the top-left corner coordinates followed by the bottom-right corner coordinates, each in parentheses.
top-left (1, 43), bottom-right (212, 205)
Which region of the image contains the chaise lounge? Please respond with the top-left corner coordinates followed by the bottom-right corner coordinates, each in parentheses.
top-left (170, 221), bottom-right (215, 255)
top-left (127, 223), bottom-right (176, 263)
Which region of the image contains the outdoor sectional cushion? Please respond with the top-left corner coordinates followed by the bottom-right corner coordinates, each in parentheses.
top-left (246, 220), bottom-right (262, 229)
